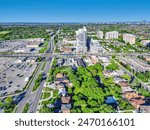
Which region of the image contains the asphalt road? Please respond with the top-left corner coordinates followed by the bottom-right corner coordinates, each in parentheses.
top-left (15, 30), bottom-right (57, 113)
top-left (28, 59), bottom-right (53, 113)
top-left (28, 32), bottom-right (57, 113)
top-left (16, 61), bottom-right (44, 113)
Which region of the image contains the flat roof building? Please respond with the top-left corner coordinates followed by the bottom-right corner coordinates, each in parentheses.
top-left (123, 34), bottom-right (136, 44)
top-left (97, 31), bottom-right (104, 39)
top-left (76, 27), bottom-right (87, 54)
top-left (105, 31), bottom-right (119, 39)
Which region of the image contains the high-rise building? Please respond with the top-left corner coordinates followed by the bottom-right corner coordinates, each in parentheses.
top-left (97, 31), bottom-right (104, 39)
top-left (141, 40), bottom-right (150, 47)
top-left (76, 27), bottom-right (87, 53)
top-left (105, 31), bottom-right (119, 39)
top-left (123, 34), bottom-right (136, 44)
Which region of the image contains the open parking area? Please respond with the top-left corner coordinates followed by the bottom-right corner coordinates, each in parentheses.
top-left (0, 57), bottom-right (37, 96)
top-left (0, 38), bottom-right (44, 53)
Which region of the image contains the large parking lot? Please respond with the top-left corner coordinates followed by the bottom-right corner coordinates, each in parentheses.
top-left (0, 38), bottom-right (44, 53)
top-left (0, 57), bottom-right (37, 96)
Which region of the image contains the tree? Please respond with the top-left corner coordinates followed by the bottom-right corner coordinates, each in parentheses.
top-left (119, 99), bottom-right (133, 110)
top-left (74, 100), bottom-right (87, 107)
top-left (106, 60), bottom-right (119, 70)
top-left (99, 104), bottom-right (115, 113)
top-left (81, 107), bottom-right (94, 113)
top-left (87, 100), bottom-right (99, 107)
top-left (0, 100), bottom-right (3, 108)
top-left (4, 97), bottom-right (15, 113)
top-left (136, 72), bottom-right (148, 82)
top-left (121, 74), bottom-right (131, 81)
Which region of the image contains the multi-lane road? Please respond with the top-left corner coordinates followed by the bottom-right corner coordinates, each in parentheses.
top-left (0, 52), bottom-right (150, 59)
top-left (15, 30), bottom-right (58, 113)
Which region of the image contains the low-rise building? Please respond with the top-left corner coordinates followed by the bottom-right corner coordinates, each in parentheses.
top-left (61, 96), bottom-right (71, 104)
top-left (90, 56), bottom-right (99, 64)
top-left (140, 105), bottom-right (150, 113)
top-left (103, 70), bottom-right (117, 78)
top-left (114, 76), bottom-right (125, 83)
top-left (83, 57), bottom-right (93, 66)
top-left (61, 104), bottom-right (71, 113)
top-left (61, 47), bottom-right (73, 53)
top-left (117, 81), bottom-right (134, 93)
top-left (55, 73), bottom-right (70, 84)
top-left (130, 99), bottom-right (145, 109)
top-left (58, 88), bottom-right (67, 97)
top-left (124, 92), bottom-right (145, 100)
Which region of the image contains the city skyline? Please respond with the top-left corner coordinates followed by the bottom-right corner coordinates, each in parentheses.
top-left (0, 0), bottom-right (150, 22)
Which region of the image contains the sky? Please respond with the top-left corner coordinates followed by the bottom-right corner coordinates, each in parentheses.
top-left (0, 0), bottom-right (150, 22)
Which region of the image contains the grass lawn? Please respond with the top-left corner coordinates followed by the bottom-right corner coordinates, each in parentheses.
top-left (0, 31), bottom-right (11, 35)
top-left (43, 92), bottom-right (51, 99)
top-left (39, 41), bottom-right (48, 53)
top-left (45, 87), bottom-right (53, 91)
top-left (23, 103), bottom-right (30, 113)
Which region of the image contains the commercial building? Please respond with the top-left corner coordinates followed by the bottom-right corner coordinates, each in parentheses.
top-left (105, 31), bottom-right (119, 39)
top-left (76, 27), bottom-right (87, 53)
top-left (123, 34), bottom-right (136, 44)
top-left (26, 38), bottom-right (44, 48)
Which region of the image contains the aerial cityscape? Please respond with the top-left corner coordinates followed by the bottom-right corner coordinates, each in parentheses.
top-left (0, 0), bottom-right (150, 113)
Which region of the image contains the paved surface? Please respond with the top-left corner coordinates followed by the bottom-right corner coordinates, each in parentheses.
top-left (15, 30), bottom-right (58, 113)
top-left (15, 62), bottom-right (44, 113)
top-left (28, 60), bottom-right (53, 113)
top-left (0, 52), bottom-right (150, 58)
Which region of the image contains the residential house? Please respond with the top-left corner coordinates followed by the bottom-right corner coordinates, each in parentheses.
top-left (140, 105), bottom-right (150, 113)
top-left (90, 56), bottom-right (99, 64)
top-left (58, 88), bottom-right (67, 97)
top-left (114, 76), bottom-right (125, 84)
top-left (56, 82), bottom-right (66, 89)
top-left (61, 96), bottom-right (71, 104)
top-left (61, 104), bottom-right (72, 113)
top-left (55, 73), bottom-right (69, 84)
top-left (124, 92), bottom-right (145, 100)
top-left (103, 70), bottom-right (117, 78)
top-left (117, 81), bottom-right (134, 93)
top-left (123, 91), bottom-right (145, 108)
top-left (130, 99), bottom-right (145, 109)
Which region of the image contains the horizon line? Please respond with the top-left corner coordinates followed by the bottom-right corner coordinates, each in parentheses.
top-left (0, 21), bottom-right (150, 25)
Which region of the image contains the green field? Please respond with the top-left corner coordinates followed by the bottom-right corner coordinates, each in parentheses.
top-left (0, 31), bottom-right (11, 35)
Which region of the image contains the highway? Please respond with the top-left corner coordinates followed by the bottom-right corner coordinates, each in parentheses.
top-left (15, 29), bottom-right (59, 113)
top-left (28, 30), bottom-right (60, 113)
top-left (28, 59), bottom-right (53, 113)
top-left (0, 52), bottom-right (150, 58)
top-left (15, 61), bottom-right (44, 113)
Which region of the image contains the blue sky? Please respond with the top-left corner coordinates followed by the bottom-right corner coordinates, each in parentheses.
top-left (0, 0), bottom-right (150, 22)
